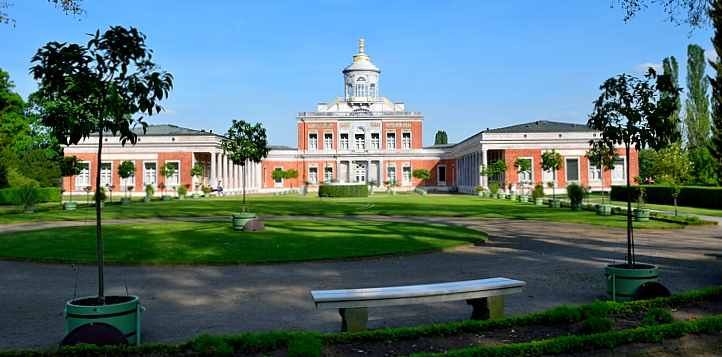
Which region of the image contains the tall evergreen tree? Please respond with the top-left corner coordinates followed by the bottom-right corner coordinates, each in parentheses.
top-left (685, 44), bottom-right (711, 147)
top-left (711, 0), bottom-right (722, 183)
top-left (434, 130), bottom-right (448, 145)
top-left (663, 56), bottom-right (682, 140)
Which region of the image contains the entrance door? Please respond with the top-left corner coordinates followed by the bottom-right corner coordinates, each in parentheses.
top-left (437, 165), bottom-right (447, 186)
top-left (354, 162), bottom-right (367, 183)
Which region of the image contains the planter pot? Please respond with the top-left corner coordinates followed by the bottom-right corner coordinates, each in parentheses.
top-left (477, 191), bottom-right (484, 197)
top-left (120, 198), bottom-right (131, 206)
top-left (64, 295), bottom-right (143, 346)
top-left (63, 201), bottom-right (77, 211)
top-left (548, 199), bottom-right (561, 208)
top-left (191, 193), bottom-right (199, 199)
top-left (534, 198), bottom-right (544, 206)
top-left (161, 195), bottom-right (172, 201)
top-left (570, 203), bottom-right (582, 211)
top-left (509, 194), bottom-right (516, 201)
top-left (519, 196), bottom-right (529, 203)
top-left (178, 195), bottom-right (185, 201)
top-left (143, 196), bottom-right (151, 203)
top-left (597, 204), bottom-right (613, 216)
top-left (605, 263), bottom-right (659, 300)
top-left (232, 212), bottom-right (257, 231)
top-left (634, 209), bottom-right (651, 222)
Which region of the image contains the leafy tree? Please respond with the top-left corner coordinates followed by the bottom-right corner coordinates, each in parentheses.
top-left (587, 69), bottom-right (680, 267)
top-left (191, 162), bottom-right (204, 191)
top-left (15, 148), bottom-right (61, 187)
top-left (285, 168), bottom-right (298, 187)
top-left (486, 160), bottom-right (507, 186)
top-left (711, 0), bottom-right (722, 184)
top-left (513, 158), bottom-right (532, 195)
top-left (412, 168), bottom-right (431, 184)
top-left (662, 56), bottom-right (682, 140)
top-left (59, 155), bottom-right (80, 201)
top-left (638, 149), bottom-right (658, 181)
top-left (221, 119), bottom-right (269, 205)
top-left (541, 150), bottom-right (563, 200)
top-left (159, 162), bottom-right (176, 193)
top-left (272, 168), bottom-right (285, 183)
top-left (685, 44), bottom-right (712, 147)
top-left (434, 130), bottom-right (448, 145)
top-left (688, 146), bottom-right (719, 184)
top-left (616, 0), bottom-right (709, 27)
top-left (118, 160), bottom-right (135, 198)
top-left (1, 0), bottom-right (84, 26)
top-left (586, 143), bottom-right (617, 204)
top-left (652, 143), bottom-right (692, 215)
top-left (30, 26), bottom-right (173, 302)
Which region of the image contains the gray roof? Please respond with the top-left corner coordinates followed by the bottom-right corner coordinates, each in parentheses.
top-left (92, 124), bottom-right (223, 137)
top-left (269, 145), bottom-right (296, 150)
top-left (484, 120), bottom-right (594, 134)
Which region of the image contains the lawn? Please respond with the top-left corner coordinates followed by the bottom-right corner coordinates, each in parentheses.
top-left (0, 218), bottom-right (485, 264)
top-left (586, 195), bottom-right (722, 218)
top-left (0, 194), bottom-right (687, 228)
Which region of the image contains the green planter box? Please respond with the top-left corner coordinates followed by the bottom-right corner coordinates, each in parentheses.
top-left (634, 209), bottom-right (651, 222)
top-left (63, 201), bottom-right (77, 211)
top-left (605, 263), bottom-right (659, 300)
top-left (597, 204), bottom-right (613, 216)
top-left (232, 212), bottom-right (257, 231)
top-left (534, 198), bottom-right (544, 206)
top-left (64, 295), bottom-right (143, 345)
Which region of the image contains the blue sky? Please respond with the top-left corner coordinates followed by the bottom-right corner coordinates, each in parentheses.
top-left (0, 1), bottom-right (713, 146)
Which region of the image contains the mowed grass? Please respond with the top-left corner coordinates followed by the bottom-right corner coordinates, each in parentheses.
top-left (0, 219), bottom-right (485, 264)
top-left (0, 193), bottom-right (686, 229)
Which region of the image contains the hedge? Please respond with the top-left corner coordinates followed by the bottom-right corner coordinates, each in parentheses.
top-left (610, 185), bottom-right (722, 210)
top-left (0, 187), bottom-right (61, 205)
top-left (318, 184), bottom-right (368, 198)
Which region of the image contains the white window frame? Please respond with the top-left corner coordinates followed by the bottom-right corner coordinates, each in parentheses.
top-left (402, 165), bottom-right (412, 185)
top-left (354, 162), bottom-right (367, 183)
top-left (612, 157), bottom-right (626, 183)
top-left (308, 132), bottom-right (318, 152)
top-left (437, 165), bottom-right (447, 186)
top-left (354, 133), bottom-right (366, 151)
top-left (565, 157), bottom-right (581, 183)
top-left (324, 166), bottom-right (333, 183)
top-left (340, 133), bottom-right (349, 151)
top-left (588, 159), bottom-right (602, 183)
top-left (370, 132), bottom-right (380, 150)
top-left (323, 132), bottom-right (333, 151)
top-left (401, 131), bottom-right (412, 150)
top-left (75, 161), bottom-right (91, 188)
top-left (164, 160), bottom-right (181, 187)
top-left (386, 132), bottom-right (396, 150)
top-left (143, 161), bottom-right (157, 188)
top-left (100, 161), bottom-right (113, 188)
top-left (308, 167), bottom-right (318, 185)
top-left (516, 157), bottom-right (534, 184)
top-left (387, 165), bottom-right (396, 184)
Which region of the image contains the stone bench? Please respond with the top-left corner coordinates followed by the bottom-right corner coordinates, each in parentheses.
top-left (311, 277), bottom-right (526, 332)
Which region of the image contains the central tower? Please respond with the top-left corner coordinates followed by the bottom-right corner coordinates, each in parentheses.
top-left (343, 38), bottom-right (380, 103)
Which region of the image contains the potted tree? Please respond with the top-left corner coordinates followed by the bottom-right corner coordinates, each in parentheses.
top-left (474, 185), bottom-right (485, 197)
top-left (532, 184), bottom-right (545, 206)
top-left (412, 168), bottom-right (431, 187)
top-left (190, 163), bottom-right (204, 199)
top-left (31, 25), bottom-right (172, 344)
top-left (513, 158), bottom-right (531, 203)
top-left (633, 180), bottom-right (650, 222)
top-left (272, 168), bottom-right (285, 194)
top-left (60, 156), bottom-right (81, 210)
top-left (118, 160), bottom-right (135, 206)
top-left (567, 183), bottom-right (584, 211)
top-left (94, 187), bottom-right (107, 209)
top-left (177, 184), bottom-right (188, 200)
top-left (489, 182), bottom-right (500, 199)
top-left (221, 119), bottom-right (270, 231)
top-left (587, 69), bottom-right (680, 300)
top-left (541, 150), bottom-right (563, 208)
top-left (159, 163), bottom-right (175, 201)
top-left (587, 143), bottom-right (617, 216)
top-left (144, 184), bottom-right (154, 203)
top-left (507, 183), bottom-right (515, 200)
top-left (652, 143), bottom-right (691, 216)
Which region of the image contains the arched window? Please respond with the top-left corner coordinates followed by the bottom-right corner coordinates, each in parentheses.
top-left (355, 77), bottom-right (367, 97)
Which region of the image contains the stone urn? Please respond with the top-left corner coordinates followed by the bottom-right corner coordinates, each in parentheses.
top-left (534, 198), bottom-right (544, 206)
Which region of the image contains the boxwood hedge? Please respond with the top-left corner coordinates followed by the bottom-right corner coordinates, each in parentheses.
top-left (610, 185), bottom-right (722, 210)
top-left (0, 187), bottom-right (61, 205)
top-left (318, 184), bottom-right (368, 198)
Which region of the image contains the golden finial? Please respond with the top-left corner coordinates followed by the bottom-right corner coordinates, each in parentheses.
top-left (359, 38), bottom-right (365, 53)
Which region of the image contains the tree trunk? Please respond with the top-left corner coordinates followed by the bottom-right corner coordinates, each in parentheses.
top-left (625, 143), bottom-right (634, 267)
top-left (95, 130), bottom-right (105, 303)
top-left (242, 164), bottom-right (246, 205)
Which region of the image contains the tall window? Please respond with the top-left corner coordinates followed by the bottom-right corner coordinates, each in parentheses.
top-left (589, 163), bottom-right (602, 182)
top-left (121, 170), bottom-right (135, 188)
top-left (144, 162), bottom-right (157, 187)
top-left (324, 133), bottom-right (333, 150)
top-left (100, 162), bottom-right (112, 187)
top-left (324, 167), bottom-right (333, 182)
top-left (355, 133), bottom-right (365, 151)
top-left (386, 132), bottom-right (396, 150)
top-left (438, 165), bottom-right (447, 185)
top-left (371, 133), bottom-right (380, 150)
top-left (355, 77), bottom-right (368, 97)
top-left (308, 133), bottom-right (318, 151)
top-left (308, 167), bottom-right (318, 184)
top-left (355, 162), bottom-right (367, 182)
top-left (402, 132), bottom-right (411, 149)
top-left (340, 133), bottom-right (349, 150)
top-left (370, 84), bottom-right (376, 97)
top-left (387, 166), bottom-right (396, 184)
top-left (166, 161), bottom-right (180, 186)
top-left (565, 158), bottom-right (579, 182)
top-left (612, 158), bottom-right (625, 182)
top-left (402, 166), bottom-right (411, 184)
top-left (76, 162), bottom-right (90, 187)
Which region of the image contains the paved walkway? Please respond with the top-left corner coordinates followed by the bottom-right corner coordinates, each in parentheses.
top-left (1, 216), bottom-right (721, 350)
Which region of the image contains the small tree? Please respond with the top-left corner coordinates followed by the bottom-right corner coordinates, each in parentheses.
top-left (272, 168), bottom-right (285, 185)
top-left (221, 119), bottom-right (269, 206)
top-left (541, 150), bottom-right (563, 200)
top-left (412, 168), bottom-right (431, 185)
top-left (513, 158), bottom-right (532, 196)
top-left (118, 160), bottom-right (135, 200)
top-left (59, 155), bottom-right (81, 203)
top-left (586, 143), bottom-right (617, 204)
top-left (285, 168), bottom-right (299, 188)
top-left (587, 69), bottom-right (680, 267)
top-left (190, 163), bottom-right (204, 193)
top-left (31, 26), bottom-right (173, 302)
top-left (652, 143), bottom-right (691, 216)
top-left (434, 130), bottom-right (448, 145)
top-left (159, 162), bottom-right (176, 195)
top-left (487, 160), bottom-right (507, 187)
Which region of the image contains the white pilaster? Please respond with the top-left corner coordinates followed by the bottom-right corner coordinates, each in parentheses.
top-left (210, 152), bottom-right (217, 187)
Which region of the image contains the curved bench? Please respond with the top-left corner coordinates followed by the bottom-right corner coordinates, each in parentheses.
top-left (311, 277), bottom-right (526, 332)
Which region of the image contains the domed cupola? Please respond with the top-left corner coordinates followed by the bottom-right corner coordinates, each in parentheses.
top-left (343, 38), bottom-right (380, 101)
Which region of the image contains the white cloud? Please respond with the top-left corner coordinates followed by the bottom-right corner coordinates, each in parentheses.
top-left (705, 48), bottom-right (719, 63)
top-left (635, 62), bottom-right (662, 73)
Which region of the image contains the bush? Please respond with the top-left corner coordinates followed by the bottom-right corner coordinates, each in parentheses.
top-left (544, 305), bottom-right (582, 324)
top-left (287, 334), bottom-right (322, 357)
top-left (489, 182), bottom-right (500, 194)
top-left (177, 185), bottom-right (188, 196)
top-left (642, 307), bottom-right (674, 326)
top-left (318, 184), bottom-right (368, 198)
top-left (202, 185), bottom-right (212, 194)
top-left (566, 183), bottom-right (584, 207)
top-left (14, 184), bottom-right (39, 211)
top-left (580, 316), bottom-right (614, 334)
top-left (0, 186), bottom-right (60, 205)
top-left (145, 184), bottom-right (155, 197)
top-left (532, 184), bottom-right (544, 200)
top-left (611, 185), bottom-right (722, 210)
top-left (191, 334), bottom-right (233, 356)
top-left (94, 187), bottom-right (107, 202)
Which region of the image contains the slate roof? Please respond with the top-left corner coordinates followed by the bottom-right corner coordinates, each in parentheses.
top-left (92, 124), bottom-right (222, 137)
top-left (484, 120), bottom-right (594, 134)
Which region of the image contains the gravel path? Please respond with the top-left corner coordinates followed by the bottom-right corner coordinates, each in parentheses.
top-left (1, 216), bottom-right (721, 350)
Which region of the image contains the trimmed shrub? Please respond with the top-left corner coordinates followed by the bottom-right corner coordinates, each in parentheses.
top-left (177, 185), bottom-right (188, 197)
top-left (566, 183), bottom-right (584, 209)
top-left (287, 334), bottom-right (322, 357)
top-left (489, 182), bottom-right (500, 194)
top-left (0, 187), bottom-right (60, 205)
top-left (580, 316), bottom-right (614, 334)
top-left (611, 185), bottom-right (722, 210)
top-left (191, 334), bottom-right (233, 356)
top-left (318, 184), bottom-right (368, 198)
top-left (532, 184), bottom-right (544, 200)
top-left (642, 307), bottom-right (674, 326)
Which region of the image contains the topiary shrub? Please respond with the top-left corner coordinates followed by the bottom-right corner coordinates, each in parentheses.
top-left (489, 182), bottom-right (500, 195)
top-left (580, 316), bottom-right (614, 334)
top-left (318, 184), bottom-right (368, 198)
top-left (177, 185), bottom-right (188, 197)
top-left (544, 305), bottom-right (582, 324)
top-left (0, 187), bottom-right (60, 205)
top-left (642, 307), bottom-right (674, 326)
top-left (144, 184), bottom-right (155, 199)
top-left (567, 183), bottom-right (584, 210)
top-left (532, 184), bottom-right (544, 200)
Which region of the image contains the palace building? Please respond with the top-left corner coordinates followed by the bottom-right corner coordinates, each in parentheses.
top-left (63, 39), bottom-right (637, 196)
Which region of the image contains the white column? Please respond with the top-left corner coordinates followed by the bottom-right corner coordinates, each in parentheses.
top-left (210, 152), bottom-right (217, 187)
top-left (482, 149), bottom-right (488, 189)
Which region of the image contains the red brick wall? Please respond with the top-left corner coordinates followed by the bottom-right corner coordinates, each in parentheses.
top-left (261, 161), bottom-right (302, 188)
